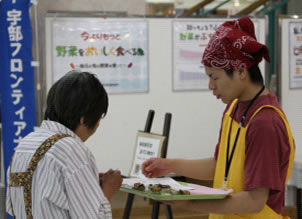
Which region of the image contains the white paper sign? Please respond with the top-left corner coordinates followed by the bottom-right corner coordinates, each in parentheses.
top-left (289, 22), bottom-right (302, 89)
top-left (129, 132), bottom-right (165, 178)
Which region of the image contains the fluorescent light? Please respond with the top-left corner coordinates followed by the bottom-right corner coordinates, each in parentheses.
top-left (234, 0), bottom-right (240, 8)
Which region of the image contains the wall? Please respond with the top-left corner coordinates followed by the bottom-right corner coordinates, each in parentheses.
top-left (280, 18), bottom-right (302, 157)
top-left (45, 17), bottom-right (266, 175)
top-left (287, 0), bottom-right (302, 15)
top-left (32, 0), bottom-right (146, 122)
top-left (36, 0), bottom-right (302, 176)
top-left (45, 17), bottom-right (226, 174)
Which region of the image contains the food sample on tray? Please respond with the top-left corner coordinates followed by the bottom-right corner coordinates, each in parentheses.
top-left (132, 183), bottom-right (190, 195)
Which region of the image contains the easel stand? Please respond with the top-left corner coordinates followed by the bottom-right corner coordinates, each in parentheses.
top-left (123, 110), bottom-right (173, 219)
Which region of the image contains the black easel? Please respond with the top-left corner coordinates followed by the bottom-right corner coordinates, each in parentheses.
top-left (123, 110), bottom-right (173, 219)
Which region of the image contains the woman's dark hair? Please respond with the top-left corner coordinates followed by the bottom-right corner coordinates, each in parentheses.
top-left (225, 65), bottom-right (264, 85)
top-left (44, 71), bottom-right (108, 131)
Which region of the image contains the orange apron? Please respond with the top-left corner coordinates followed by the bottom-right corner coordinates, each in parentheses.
top-left (209, 100), bottom-right (295, 219)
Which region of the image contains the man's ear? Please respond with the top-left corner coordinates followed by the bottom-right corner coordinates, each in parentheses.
top-left (239, 68), bottom-right (248, 80)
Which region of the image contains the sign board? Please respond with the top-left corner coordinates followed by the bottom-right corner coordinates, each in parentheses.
top-left (48, 18), bottom-right (149, 94)
top-left (129, 131), bottom-right (165, 178)
top-left (172, 18), bottom-right (265, 91)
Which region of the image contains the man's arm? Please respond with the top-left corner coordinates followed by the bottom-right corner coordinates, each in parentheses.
top-left (142, 157), bottom-right (216, 180)
top-left (166, 157), bottom-right (216, 180)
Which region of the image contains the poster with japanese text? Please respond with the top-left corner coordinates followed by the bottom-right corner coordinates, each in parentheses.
top-left (289, 22), bottom-right (302, 89)
top-left (173, 19), bottom-right (261, 91)
top-left (52, 18), bottom-right (148, 93)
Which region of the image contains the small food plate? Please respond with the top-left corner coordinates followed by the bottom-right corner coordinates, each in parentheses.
top-left (120, 181), bottom-right (232, 200)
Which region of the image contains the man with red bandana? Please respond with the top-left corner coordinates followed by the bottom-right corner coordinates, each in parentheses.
top-left (142, 17), bottom-right (295, 219)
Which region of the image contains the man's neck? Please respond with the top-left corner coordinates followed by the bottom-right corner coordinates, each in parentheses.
top-left (238, 84), bottom-right (267, 101)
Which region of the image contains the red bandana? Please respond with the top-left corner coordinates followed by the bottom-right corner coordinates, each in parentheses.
top-left (202, 17), bottom-right (270, 70)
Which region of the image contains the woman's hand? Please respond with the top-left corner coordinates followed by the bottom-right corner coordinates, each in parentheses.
top-left (100, 169), bottom-right (122, 201)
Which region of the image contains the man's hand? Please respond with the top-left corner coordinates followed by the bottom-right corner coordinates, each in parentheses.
top-left (142, 158), bottom-right (172, 178)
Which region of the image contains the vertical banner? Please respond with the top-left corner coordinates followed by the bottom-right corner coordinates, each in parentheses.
top-left (289, 21), bottom-right (302, 89)
top-left (172, 19), bottom-right (263, 91)
top-left (0, 1), bottom-right (36, 217)
top-left (50, 18), bottom-right (148, 94)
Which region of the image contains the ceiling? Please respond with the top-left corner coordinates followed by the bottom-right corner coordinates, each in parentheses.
top-left (145, 0), bottom-right (261, 11)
